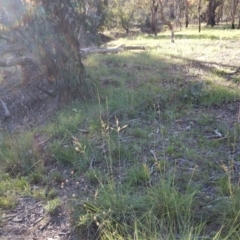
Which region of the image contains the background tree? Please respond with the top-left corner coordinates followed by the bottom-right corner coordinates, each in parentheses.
top-left (158, 0), bottom-right (175, 42)
top-left (151, 0), bottom-right (159, 36)
top-left (230, 0), bottom-right (239, 28)
top-left (238, 8), bottom-right (240, 28)
top-left (174, 0), bottom-right (184, 30)
top-left (78, 0), bottom-right (109, 43)
top-left (198, 0), bottom-right (202, 32)
top-left (185, 0), bottom-right (190, 27)
top-left (0, 0), bottom-right (94, 104)
top-left (111, 0), bottom-right (140, 35)
top-left (206, 0), bottom-right (224, 26)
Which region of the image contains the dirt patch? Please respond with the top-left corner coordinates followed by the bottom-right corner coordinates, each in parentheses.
top-left (1, 196), bottom-right (72, 240)
top-left (0, 165), bottom-right (91, 240)
top-left (0, 67), bottom-right (58, 132)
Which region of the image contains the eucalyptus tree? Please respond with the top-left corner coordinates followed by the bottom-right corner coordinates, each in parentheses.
top-left (206, 0), bottom-right (224, 26)
top-left (0, 0), bottom-right (94, 103)
top-left (230, 0), bottom-right (239, 28)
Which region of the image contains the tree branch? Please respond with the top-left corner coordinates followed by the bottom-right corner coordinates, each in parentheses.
top-left (0, 44), bottom-right (25, 56)
top-left (0, 99), bottom-right (10, 120)
top-left (0, 56), bottom-right (46, 76)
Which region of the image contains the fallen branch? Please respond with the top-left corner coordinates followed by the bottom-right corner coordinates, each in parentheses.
top-left (131, 64), bottom-right (156, 70)
top-left (80, 47), bottom-right (125, 55)
top-left (225, 67), bottom-right (240, 75)
top-left (80, 45), bottom-right (146, 55)
top-left (124, 46), bottom-right (146, 50)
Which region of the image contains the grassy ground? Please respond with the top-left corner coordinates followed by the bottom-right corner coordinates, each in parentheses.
top-left (1, 25), bottom-right (240, 239)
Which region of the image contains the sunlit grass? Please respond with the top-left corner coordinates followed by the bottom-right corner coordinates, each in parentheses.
top-left (0, 177), bottom-right (30, 209)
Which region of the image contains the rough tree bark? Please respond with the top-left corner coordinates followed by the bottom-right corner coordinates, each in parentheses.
top-left (0, 0), bottom-right (93, 104)
top-left (238, 10), bottom-right (240, 29)
top-left (207, 0), bottom-right (223, 26)
top-left (185, 0), bottom-right (189, 28)
top-left (198, 0), bottom-right (202, 32)
top-left (151, 0), bottom-right (159, 36)
top-left (38, 0), bottom-right (90, 102)
top-left (207, 0), bottom-right (215, 26)
top-left (231, 0), bottom-right (239, 29)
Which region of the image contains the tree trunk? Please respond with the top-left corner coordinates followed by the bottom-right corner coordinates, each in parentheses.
top-left (216, 3), bottom-right (223, 23)
top-left (207, 0), bottom-right (215, 26)
top-left (185, 0), bottom-right (189, 28)
top-left (198, 0), bottom-right (202, 32)
top-left (231, 1), bottom-right (235, 29)
top-left (174, 1), bottom-right (182, 31)
top-left (231, 0), bottom-right (239, 29)
top-left (151, 0), bottom-right (159, 36)
top-left (207, 0), bottom-right (223, 26)
top-left (238, 10), bottom-right (240, 29)
top-left (126, 28), bottom-right (129, 36)
top-left (38, 0), bottom-right (92, 102)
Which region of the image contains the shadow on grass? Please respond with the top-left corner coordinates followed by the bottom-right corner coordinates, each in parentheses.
top-left (144, 33), bottom-right (221, 40)
top-left (166, 53), bottom-right (237, 69)
top-left (164, 53), bottom-right (240, 85)
top-left (143, 24), bottom-right (240, 40)
top-left (86, 50), bottom-right (240, 110)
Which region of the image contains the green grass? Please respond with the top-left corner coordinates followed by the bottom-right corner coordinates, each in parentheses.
top-left (1, 25), bottom-right (240, 239)
top-left (0, 177), bottom-right (30, 209)
top-left (43, 198), bottom-right (61, 215)
top-left (85, 169), bottom-right (109, 185)
top-left (0, 132), bottom-right (42, 176)
top-left (125, 163), bottom-right (150, 186)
